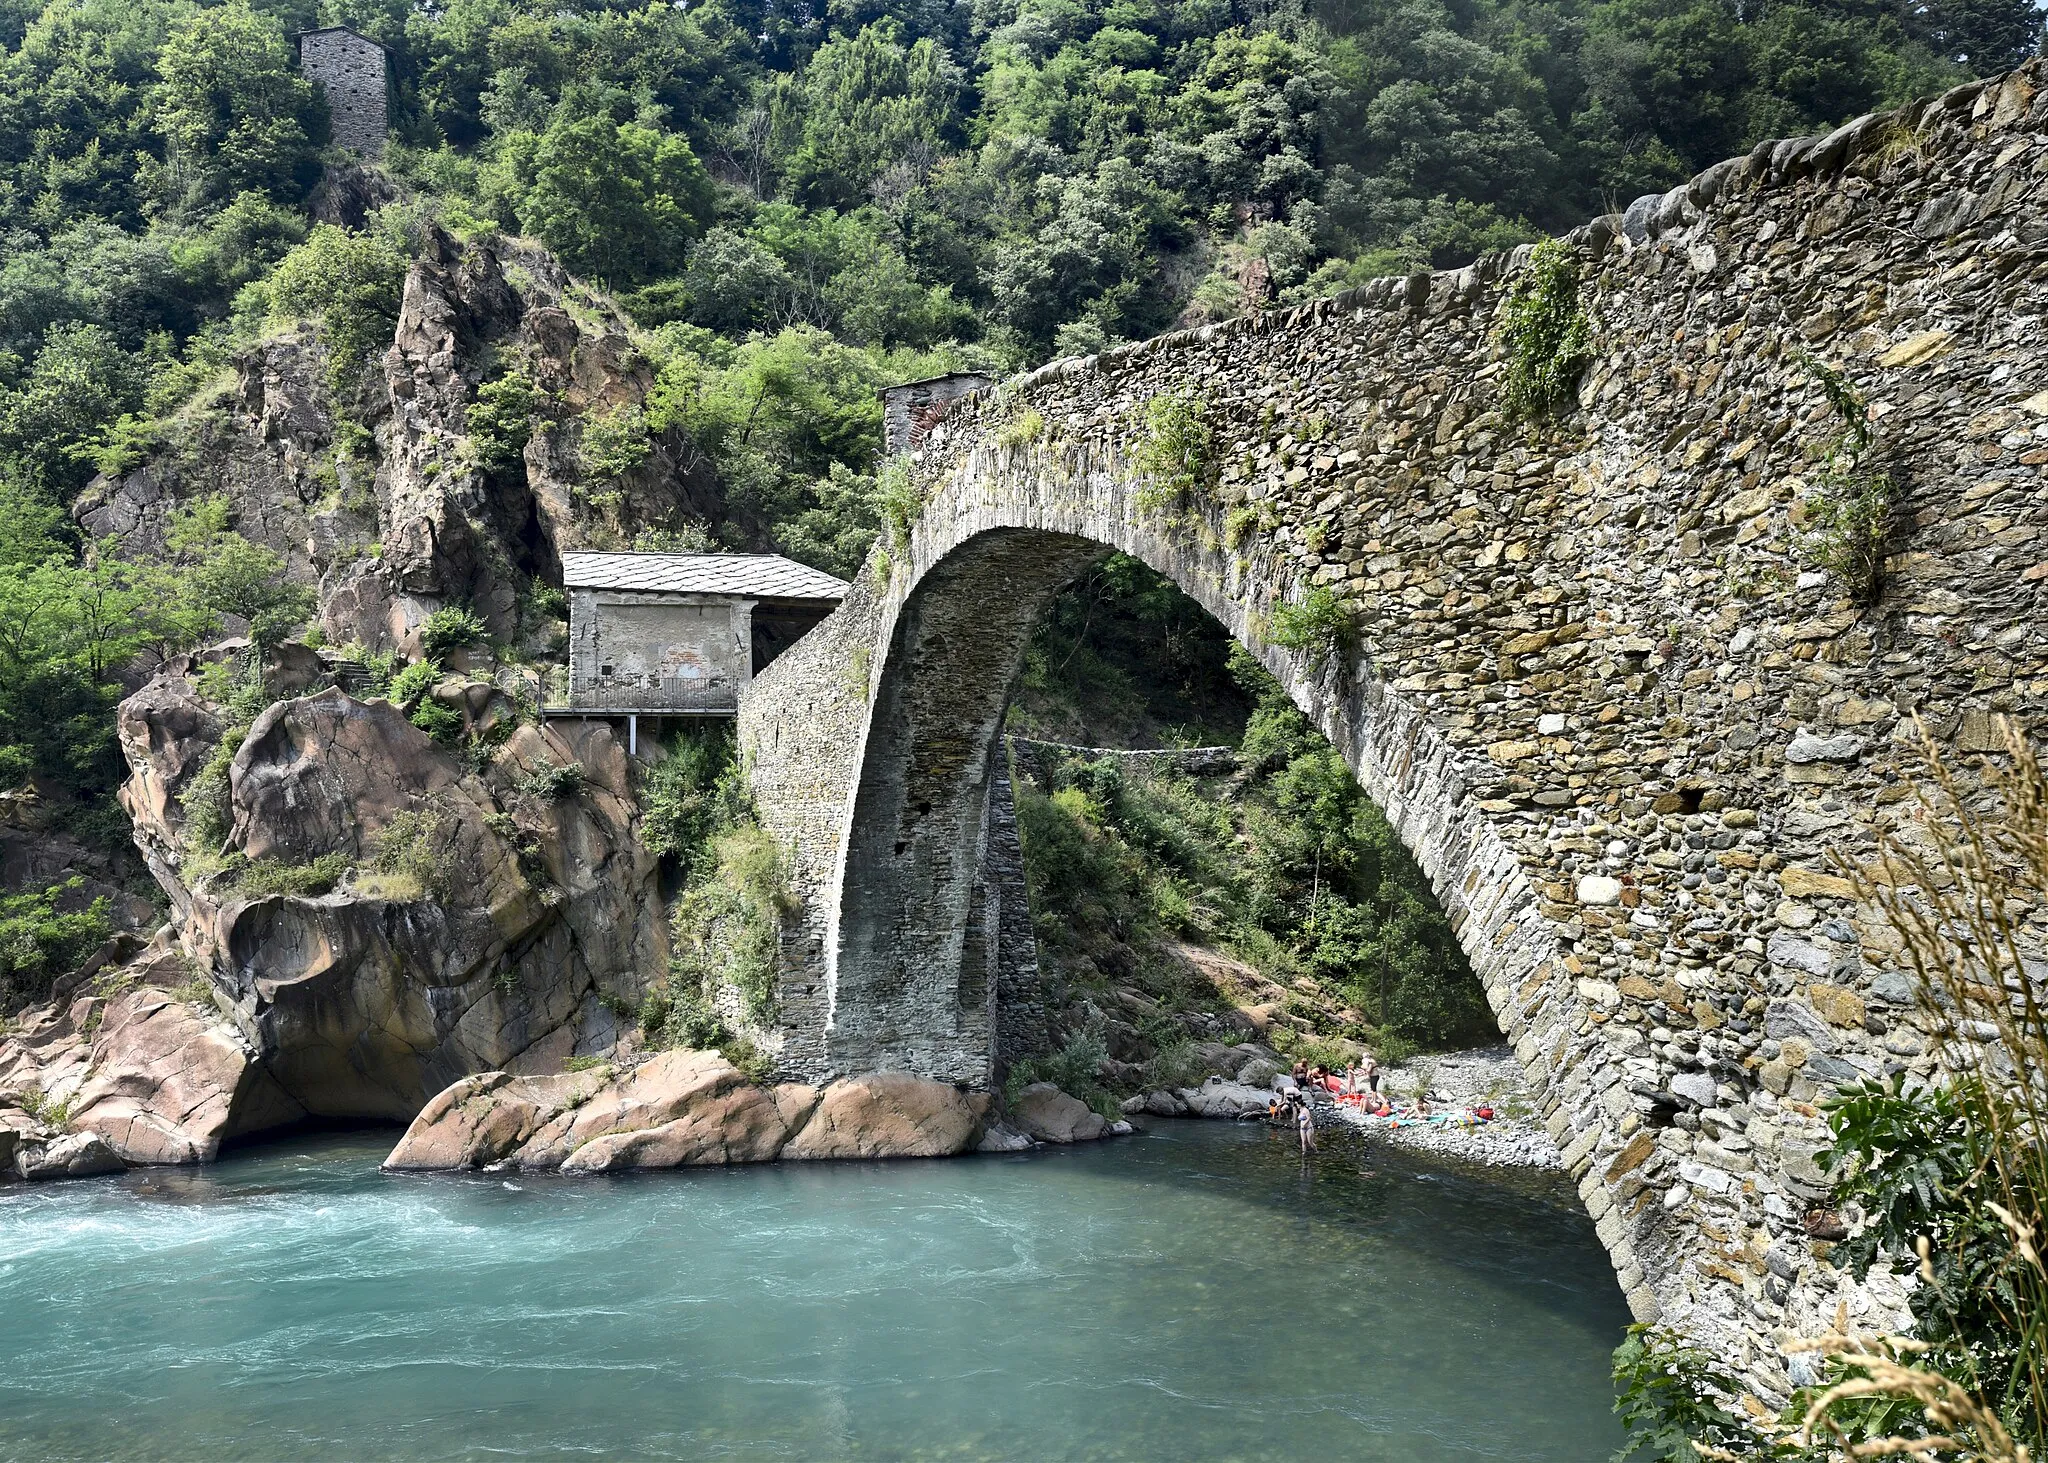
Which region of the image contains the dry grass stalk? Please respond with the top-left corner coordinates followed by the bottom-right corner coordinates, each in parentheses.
top-left (1789, 713), bottom-right (2048, 1458)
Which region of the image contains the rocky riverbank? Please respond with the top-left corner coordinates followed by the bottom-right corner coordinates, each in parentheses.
top-left (1118, 1044), bottom-right (1563, 1171)
top-left (1331, 1046), bottom-right (1563, 1171)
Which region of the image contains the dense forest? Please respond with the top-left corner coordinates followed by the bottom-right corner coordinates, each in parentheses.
top-left (0, 0), bottom-right (2036, 1019)
top-left (1005, 557), bottom-right (1495, 1061)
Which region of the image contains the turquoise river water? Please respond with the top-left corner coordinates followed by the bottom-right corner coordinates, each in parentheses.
top-left (0, 1117), bottom-right (1629, 1461)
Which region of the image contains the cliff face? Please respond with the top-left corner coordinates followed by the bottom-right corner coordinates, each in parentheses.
top-left (76, 225), bottom-right (726, 656)
top-left (2, 228), bottom-right (715, 1164)
top-left (118, 677), bottom-right (666, 1121)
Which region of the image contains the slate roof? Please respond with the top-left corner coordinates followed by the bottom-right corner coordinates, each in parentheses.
top-left (560, 552), bottom-right (850, 602)
top-left (298, 25), bottom-right (388, 50)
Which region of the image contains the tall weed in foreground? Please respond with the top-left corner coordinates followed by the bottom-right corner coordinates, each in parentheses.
top-left (1609, 716), bottom-right (2046, 1461)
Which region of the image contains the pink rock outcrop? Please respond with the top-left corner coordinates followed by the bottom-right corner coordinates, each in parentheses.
top-left (383, 1055), bottom-right (1000, 1172)
top-left (782, 1072), bottom-right (990, 1160)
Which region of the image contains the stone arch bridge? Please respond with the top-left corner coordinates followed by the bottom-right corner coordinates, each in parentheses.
top-left (740, 64), bottom-right (2048, 1388)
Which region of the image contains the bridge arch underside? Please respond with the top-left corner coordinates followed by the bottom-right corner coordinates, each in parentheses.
top-left (790, 458), bottom-right (1753, 1368)
top-left (819, 498), bottom-right (1684, 1328)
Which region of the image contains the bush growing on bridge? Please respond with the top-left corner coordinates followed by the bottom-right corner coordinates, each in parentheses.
top-left (1267, 585), bottom-right (1359, 678)
top-left (1497, 239), bottom-right (1592, 426)
top-left (1134, 391), bottom-right (1213, 512)
top-left (1794, 359), bottom-right (1897, 606)
top-left (873, 456), bottom-right (923, 563)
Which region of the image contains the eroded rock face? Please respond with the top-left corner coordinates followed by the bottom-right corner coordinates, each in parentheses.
top-left (782, 1072), bottom-right (989, 1160)
top-left (384, 1058), bottom-right (1009, 1172)
top-left (117, 676), bottom-right (666, 1126)
top-left (72, 985), bottom-right (304, 1162)
top-left (0, 942), bottom-right (307, 1171)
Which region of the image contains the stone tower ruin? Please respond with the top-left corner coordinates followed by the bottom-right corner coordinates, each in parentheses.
top-left (298, 27), bottom-right (387, 159)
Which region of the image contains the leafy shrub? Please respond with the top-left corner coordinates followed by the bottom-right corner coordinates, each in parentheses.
top-left (638, 726), bottom-right (746, 874)
top-left (1135, 390), bottom-right (1212, 509)
top-left (874, 456), bottom-right (922, 558)
top-left (1007, 1028), bottom-right (1114, 1116)
top-left (1609, 1324), bottom-right (1762, 1462)
top-left (359, 806), bottom-right (455, 902)
top-left (168, 496), bottom-right (316, 648)
top-left (1498, 238), bottom-right (1591, 425)
top-left (528, 584), bottom-right (568, 621)
top-left (266, 225), bottom-right (410, 398)
top-left (178, 724), bottom-right (251, 853)
top-left (420, 607), bottom-right (487, 660)
top-left (408, 699), bottom-right (465, 745)
top-left (232, 850), bottom-right (350, 899)
top-left (516, 755), bottom-right (586, 803)
top-left (1794, 359), bottom-right (1896, 605)
top-left (996, 408), bottom-right (1045, 448)
top-left (19, 1085), bottom-right (76, 1128)
top-left (1268, 585), bottom-right (1358, 677)
top-left (465, 369), bottom-right (542, 472)
top-left (671, 824), bottom-right (797, 1026)
top-left (386, 658), bottom-right (442, 706)
top-left (0, 880), bottom-right (112, 1012)
top-left (580, 403), bottom-right (653, 481)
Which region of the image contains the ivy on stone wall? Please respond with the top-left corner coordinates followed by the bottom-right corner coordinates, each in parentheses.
top-left (1497, 239), bottom-right (1591, 426)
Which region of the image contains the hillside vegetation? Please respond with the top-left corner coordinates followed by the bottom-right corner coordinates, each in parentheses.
top-left (1005, 554), bottom-right (1493, 1079)
top-left (0, 0), bottom-right (2029, 1003)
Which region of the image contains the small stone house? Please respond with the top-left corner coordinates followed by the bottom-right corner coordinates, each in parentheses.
top-left (880, 373), bottom-right (992, 456)
top-left (558, 553), bottom-right (848, 725)
top-left (298, 27), bottom-right (388, 159)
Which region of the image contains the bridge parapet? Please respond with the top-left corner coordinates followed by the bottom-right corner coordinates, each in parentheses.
top-left (742, 60), bottom-right (2048, 1394)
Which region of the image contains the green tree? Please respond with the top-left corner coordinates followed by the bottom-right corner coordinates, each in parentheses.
top-left (518, 114), bottom-right (714, 283)
top-left (769, 21), bottom-right (963, 209)
top-left (265, 223), bottom-right (410, 395)
top-left (146, 0), bottom-right (321, 213)
top-left (0, 321), bottom-right (145, 498)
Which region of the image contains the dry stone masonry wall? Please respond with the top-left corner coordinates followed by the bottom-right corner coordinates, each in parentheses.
top-left (741, 61), bottom-right (2048, 1395)
top-left (298, 29), bottom-right (387, 160)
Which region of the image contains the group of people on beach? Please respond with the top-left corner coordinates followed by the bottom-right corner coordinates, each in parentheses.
top-left (1266, 1055), bottom-right (1383, 1154)
top-left (1264, 1053), bottom-right (1499, 1154)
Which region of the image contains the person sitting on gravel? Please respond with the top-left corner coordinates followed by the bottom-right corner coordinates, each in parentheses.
top-left (1290, 1058), bottom-right (1310, 1089)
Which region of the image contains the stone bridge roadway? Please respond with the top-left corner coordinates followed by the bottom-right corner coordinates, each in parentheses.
top-left (739, 63), bottom-right (2048, 1391)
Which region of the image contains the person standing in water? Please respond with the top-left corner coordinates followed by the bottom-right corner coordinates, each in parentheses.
top-left (1294, 1094), bottom-right (1316, 1155)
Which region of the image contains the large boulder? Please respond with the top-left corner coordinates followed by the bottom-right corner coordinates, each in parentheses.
top-left (15, 1131), bottom-right (123, 1181)
top-left (1010, 1082), bottom-right (1108, 1144)
top-left (1177, 1079), bottom-right (1269, 1118)
top-left (783, 1073), bottom-right (988, 1160)
top-left (386, 1051), bottom-right (814, 1172)
top-left (386, 1058), bottom-right (1000, 1171)
top-left (70, 984), bottom-right (304, 1163)
top-left (118, 680), bottom-right (666, 1127)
